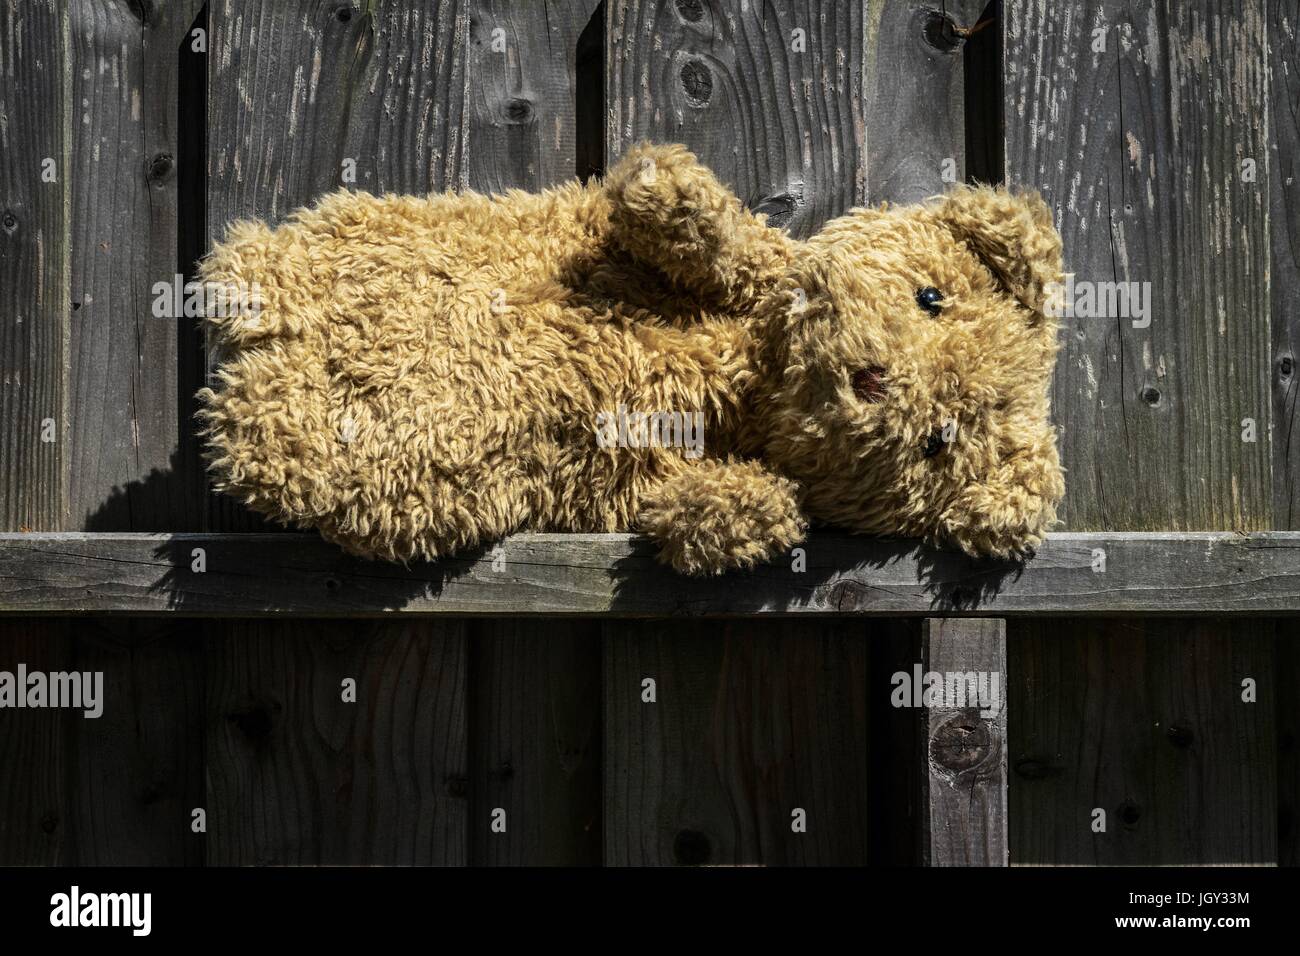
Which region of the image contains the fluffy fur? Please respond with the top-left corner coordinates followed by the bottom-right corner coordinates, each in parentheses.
top-left (198, 142), bottom-right (1065, 574)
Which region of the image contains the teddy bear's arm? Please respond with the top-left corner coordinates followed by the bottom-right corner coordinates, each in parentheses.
top-left (638, 458), bottom-right (807, 575)
top-left (603, 143), bottom-right (794, 312)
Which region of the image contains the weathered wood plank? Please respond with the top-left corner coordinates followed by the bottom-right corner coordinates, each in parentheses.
top-left (0, 618), bottom-right (204, 865)
top-left (864, 0), bottom-right (987, 203)
top-left (1007, 1), bottom-right (1271, 530)
top-left (1006, 0), bottom-right (1278, 866)
top-left (468, 620), bottom-right (601, 865)
top-left (204, 0), bottom-right (470, 530)
top-left (68, 0), bottom-right (206, 531)
top-left (1011, 621), bottom-right (1277, 864)
top-left (467, 0), bottom-right (603, 193)
top-left (603, 620), bottom-right (870, 865)
top-left (1281, 628), bottom-right (1298, 865)
top-left (921, 618), bottom-right (1007, 865)
top-left (1269, 0), bottom-right (1300, 867)
top-left (205, 619), bottom-right (468, 865)
top-left (608, 0), bottom-right (868, 238)
top-left (0, 620), bottom-right (72, 863)
top-left (1270, 0), bottom-right (1300, 527)
top-left (6, 531), bottom-right (1300, 616)
top-left (0, 0), bottom-right (68, 531)
top-left (461, 0), bottom-right (604, 867)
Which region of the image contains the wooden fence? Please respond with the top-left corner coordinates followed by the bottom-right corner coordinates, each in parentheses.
top-left (0, 0), bottom-right (1296, 865)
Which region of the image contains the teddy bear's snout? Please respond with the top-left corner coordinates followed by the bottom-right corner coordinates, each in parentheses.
top-left (851, 366), bottom-right (888, 404)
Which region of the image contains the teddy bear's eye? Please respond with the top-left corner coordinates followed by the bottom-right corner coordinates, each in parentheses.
top-left (915, 286), bottom-right (945, 317)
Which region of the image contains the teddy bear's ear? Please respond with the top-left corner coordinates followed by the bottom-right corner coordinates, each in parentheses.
top-left (930, 185), bottom-right (1062, 317)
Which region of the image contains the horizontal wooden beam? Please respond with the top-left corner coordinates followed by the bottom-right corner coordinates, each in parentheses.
top-left (1, 531), bottom-right (1297, 618)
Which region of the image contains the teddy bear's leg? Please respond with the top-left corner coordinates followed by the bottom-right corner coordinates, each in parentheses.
top-left (603, 142), bottom-right (794, 311)
top-left (638, 458), bottom-right (807, 575)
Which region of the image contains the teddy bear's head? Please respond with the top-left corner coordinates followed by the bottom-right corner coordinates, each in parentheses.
top-left (755, 185), bottom-right (1065, 558)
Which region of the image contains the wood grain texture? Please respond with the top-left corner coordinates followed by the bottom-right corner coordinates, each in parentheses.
top-left (1006, 0), bottom-right (1279, 866)
top-left (68, 0), bottom-right (207, 532)
top-left (469, 620), bottom-right (601, 865)
top-left (0, 619), bottom-right (72, 863)
top-left (922, 618), bottom-right (1007, 866)
top-left (0, 0), bottom-right (68, 531)
top-left (1011, 620), bottom-right (1277, 864)
top-left (1270, 0), bottom-right (1300, 528)
top-left (607, 0), bottom-right (867, 238)
top-left (1006, 0), bottom-right (1271, 531)
top-left (865, 0), bottom-right (987, 203)
top-left (1280, 624), bottom-right (1298, 865)
top-left (0, 618), bottom-right (203, 865)
top-left (8, 531), bottom-right (1300, 617)
top-left (205, 619), bottom-right (468, 865)
top-left (603, 620), bottom-right (870, 865)
top-left (204, 0), bottom-right (470, 529)
top-left (466, 0), bottom-right (603, 193)
top-left (462, 0), bottom-right (604, 867)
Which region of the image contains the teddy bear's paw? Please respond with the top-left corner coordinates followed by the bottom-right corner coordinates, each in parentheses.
top-left (638, 459), bottom-right (807, 576)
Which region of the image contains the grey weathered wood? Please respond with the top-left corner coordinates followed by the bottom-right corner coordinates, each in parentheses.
top-left (1005, 0), bottom-right (1279, 866)
top-left (1007, 0), bottom-right (1271, 530)
top-left (467, 0), bottom-right (603, 194)
top-left (1011, 620), bottom-right (1277, 864)
top-left (865, 0), bottom-right (987, 203)
top-left (603, 620), bottom-right (871, 865)
top-left (602, 0), bottom-right (876, 867)
top-left (0, 0), bottom-right (68, 531)
top-left (608, 0), bottom-right (868, 238)
top-left (0, 618), bottom-right (204, 865)
top-left (1269, 1), bottom-right (1300, 867)
top-left (7, 531), bottom-right (1300, 616)
top-left (921, 618), bottom-right (1007, 866)
top-left (204, 0), bottom-right (470, 530)
top-left (68, 0), bottom-right (207, 531)
top-left (462, 0), bottom-right (604, 867)
top-left (205, 619), bottom-right (468, 865)
top-left (1270, 0), bottom-right (1300, 527)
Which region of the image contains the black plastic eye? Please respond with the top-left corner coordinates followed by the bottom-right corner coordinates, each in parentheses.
top-left (916, 286), bottom-right (944, 316)
top-left (922, 428), bottom-right (946, 458)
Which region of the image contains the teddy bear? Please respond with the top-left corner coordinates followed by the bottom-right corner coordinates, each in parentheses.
top-left (198, 142), bottom-right (1065, 575)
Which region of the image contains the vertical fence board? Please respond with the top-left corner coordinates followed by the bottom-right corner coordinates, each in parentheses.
top-left (607, 0), bottom-right (867, 239)
top-left (602, 0), bottom-right (871, 866)
top-left (603, 621), bottom-right (870, 866)
top-left (0, 619), bottom-right (203, 865)
top-left (865, 0), bottom-right (988, 204)
top-left (0, 0), bottom-right (68, 531)
top-left (1007, 0), bottom-right (1271, 531)
top-left (0, 620), bottom-right (71, 863)
top-left (922, 619), bottom-right (1008, 866)
top-left (1269, 0), bottom-right (1300, 867)
top-left (205, 620), bottom-right (468, 865)
top-left (205, 0), bottom-right (469, 530)
top-left (1011, 623), bottom-right (1277, 864)
top-left (68, 0), bottom-right (206, 531)
top-left (1005, 0), bottom-right (1278, 865)
top-left (463, 0), bottom-right (605, 866)
top-left (1281, 628), bottom-right (1298, 865)
top-left (469, 621), bottom-right (602, 866)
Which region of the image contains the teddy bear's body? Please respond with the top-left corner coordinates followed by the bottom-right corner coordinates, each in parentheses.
top-left (200, 143), bottom-right (1065, 573)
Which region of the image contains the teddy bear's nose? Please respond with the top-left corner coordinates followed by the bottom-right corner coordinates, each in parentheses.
top-left (922, 428), bottom-right (946, 458)
top-left (851, 366), bottom-right (888, 403)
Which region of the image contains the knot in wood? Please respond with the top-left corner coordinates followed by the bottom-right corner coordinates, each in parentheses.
top-left (930, 712), bottom-right (992, 774)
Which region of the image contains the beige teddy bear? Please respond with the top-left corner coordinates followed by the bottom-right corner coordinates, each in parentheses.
top-left (199, 142), bottom-right (1065, 574)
